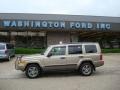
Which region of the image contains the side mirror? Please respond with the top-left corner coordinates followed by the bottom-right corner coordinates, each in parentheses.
top-left (47, 53), bottom-right (52, 57)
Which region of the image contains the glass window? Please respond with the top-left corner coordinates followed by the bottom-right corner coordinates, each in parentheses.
top-left (68, 45), bottom-right (82, 54)
top-left (0, 45), bottom-right (5, 50)
top-left (6, 44), bottom-right (14, 49)
top-left (50, 46), bottom-right (66, 56)
top-left (85, 45), bottom-right (97, 53)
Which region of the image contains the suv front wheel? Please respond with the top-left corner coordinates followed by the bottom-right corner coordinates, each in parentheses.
top-left (79, 62), bottom-right (93, 76)
top-left (25, 64), bottom-right (41, 78)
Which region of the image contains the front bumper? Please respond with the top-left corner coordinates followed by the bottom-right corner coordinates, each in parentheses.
top-left (15, 57), bottom-right (26, 71)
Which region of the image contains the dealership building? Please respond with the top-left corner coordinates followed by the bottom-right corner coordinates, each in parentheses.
top-left (0, 13), bottom-right (120, 48)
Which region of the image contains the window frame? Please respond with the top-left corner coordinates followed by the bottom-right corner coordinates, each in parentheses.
top-left (68, 45), bottom-right (83, 55)
top-left (49, 46), bottom-right (66, 56)
top-left (6, 44), bottom-right (14, 49)
top-left (84, 44), bottom-right (97, 54)
top-left (0, 44), bottom-right (5, 50)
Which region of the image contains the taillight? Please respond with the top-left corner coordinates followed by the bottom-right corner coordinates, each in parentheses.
top-left (100, 54), bottom-right (103, 60)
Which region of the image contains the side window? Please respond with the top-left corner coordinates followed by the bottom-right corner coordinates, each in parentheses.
top-left (0, 45), bottom-right (5, 50)
top-left (50, 46), bottom-right (66, 56)
top-left (68, 45), bottom-right (82, 54)
top-left (85, 45), bottom-right (97, 53)
top-left (6, 44), bottom-right (14, 49)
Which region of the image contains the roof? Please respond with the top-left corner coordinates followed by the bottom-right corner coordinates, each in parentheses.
top-left (0, 13), bottom-right (120, 23)
top-left (50, 42), bottom-right (99, 46)
top-left (0, 42), bottom-right (12, 45)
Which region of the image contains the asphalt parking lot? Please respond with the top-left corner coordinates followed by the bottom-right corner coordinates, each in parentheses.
top-left (0, 54), bottom-right (120, 90)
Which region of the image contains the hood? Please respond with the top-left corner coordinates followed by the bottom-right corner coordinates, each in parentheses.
top-left (21, 54), bottom-right (45, 60)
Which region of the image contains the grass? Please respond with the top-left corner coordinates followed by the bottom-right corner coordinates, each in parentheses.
top-left (15, 48), bottom-right (45, 54)
top-left (15, 48), bottom-right (120, 54)
top-left (102, 48), bottom-right (120, 53)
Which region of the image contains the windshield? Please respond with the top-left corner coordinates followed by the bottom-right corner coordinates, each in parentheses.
top-left (41, 48), bottom-right (47, 55)
top-left (41, 47), bottom-right (49, 55)
top-left (0, 44), bottom-right (5, 50)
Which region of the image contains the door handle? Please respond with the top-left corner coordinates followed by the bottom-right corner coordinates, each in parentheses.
top-left (78, 56), bottom-right (84, 58)
top-left (60, 57), bottom-right (65, 59)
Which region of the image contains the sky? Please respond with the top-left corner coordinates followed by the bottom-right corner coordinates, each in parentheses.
top-left (0, 0), bottom-right (120, 17)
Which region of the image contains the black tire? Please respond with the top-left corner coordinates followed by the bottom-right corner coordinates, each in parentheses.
top-left (79, 62), bottom-right (93, 76)
top-left (25, 64), bottom-right (41, 79)
top-left (7, 56), bottom-right (11, 61)
top-left (12, 54), bottom-right (15, 57)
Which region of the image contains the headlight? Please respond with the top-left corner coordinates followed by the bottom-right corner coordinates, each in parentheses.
top-left (16, 56), bottom-right (27, 65)
top-left (18, 60), bottom-right (27, 64)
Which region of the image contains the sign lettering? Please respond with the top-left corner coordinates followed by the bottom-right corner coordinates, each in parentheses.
top-left (1, 20), bottom-right (111, 30)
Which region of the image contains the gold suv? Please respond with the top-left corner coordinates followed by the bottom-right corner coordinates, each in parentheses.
top-left (15, 43), bottom-right (104, 78)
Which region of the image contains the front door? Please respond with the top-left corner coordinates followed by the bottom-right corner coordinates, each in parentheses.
top-left (43, 46), bottom-right (67, 71)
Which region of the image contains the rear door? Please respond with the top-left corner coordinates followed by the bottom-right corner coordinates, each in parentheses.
top-left (66, 45), bottom-right (83, 69)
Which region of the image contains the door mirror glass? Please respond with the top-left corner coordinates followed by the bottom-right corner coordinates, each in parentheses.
top-left (47, 53), bottom-right (52, 57)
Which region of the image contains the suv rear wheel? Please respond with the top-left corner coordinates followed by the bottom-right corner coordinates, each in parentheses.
top-left (7, 56), bottom-right (11, 61)
top-left (25, 64), bottom-right (41, 78)
top-left (79, 62), bottom-right (93, 76)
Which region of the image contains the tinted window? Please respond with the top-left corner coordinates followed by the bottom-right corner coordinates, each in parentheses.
top-left (50, 46), bottom-right (66, 56)
top-left (6, 44), bottom-right (14, 49)
top-left (68, 45), bottom-right (82, 54)
top-left (85, 45), bottom-right (97, 53)
top-left (0, 44), bottom-right (5, 50)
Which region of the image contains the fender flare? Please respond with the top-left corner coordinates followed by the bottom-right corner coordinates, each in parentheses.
top-left (77, 58), bottom-right (95, 70)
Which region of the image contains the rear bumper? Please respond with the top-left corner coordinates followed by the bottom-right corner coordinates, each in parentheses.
top-left (94, 60), bottom-right (104, 67)
top-left (0, 55), bottom-right (9, 59)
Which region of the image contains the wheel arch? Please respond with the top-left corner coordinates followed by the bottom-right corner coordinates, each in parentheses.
top-left (24, 63), bottom-right (42, 71)
top-left (78, 60), bottom-right (95, 71)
